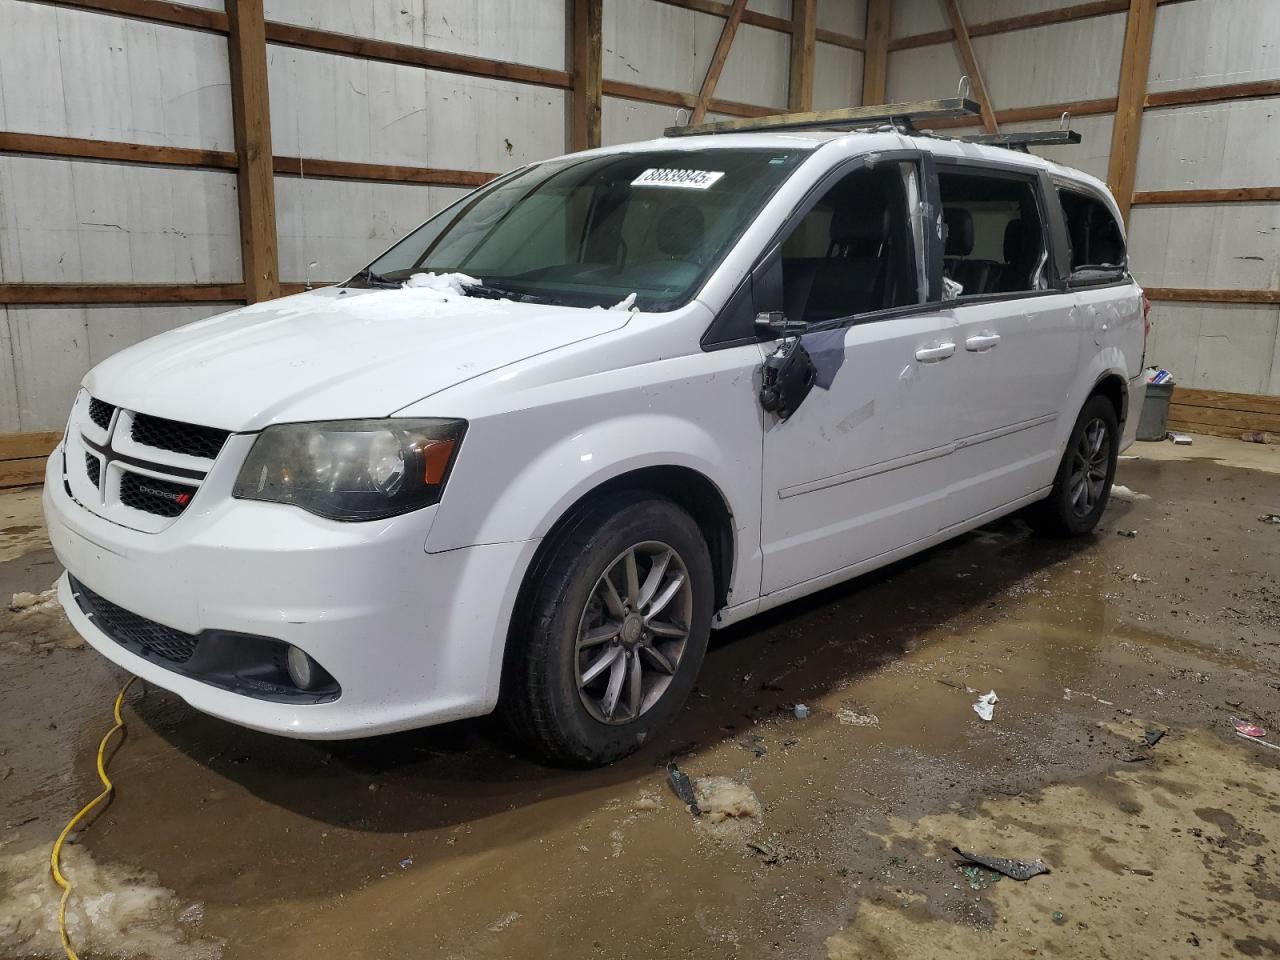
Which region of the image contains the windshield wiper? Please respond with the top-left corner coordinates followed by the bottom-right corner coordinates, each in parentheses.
top-left (348, 266), bottom-right (399, 289)
top-left (459, 282), bottom-right (567, 306)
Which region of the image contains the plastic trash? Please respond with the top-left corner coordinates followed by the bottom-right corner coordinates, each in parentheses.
top-left (793, 703), bottom-right (811, 719)
top-left (1232, 717), bottom-right (1266, 738)
top-left (1143, 366), bottom-right (1174, 385)
top-left (1168, 432), bottom-right (1193, 445)
top-left (952, 846), bottom-right (1050, 881)
top-left (665, 761), bottom-right (702, 816)
top-left (972, 691), bottom-right (998, 721)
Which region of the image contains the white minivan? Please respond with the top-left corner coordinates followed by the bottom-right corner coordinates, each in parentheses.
top-left (45, 127), bottom-right (1146, 764)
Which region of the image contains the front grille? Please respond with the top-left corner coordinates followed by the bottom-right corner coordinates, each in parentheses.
top-left (88, 398), bottom-right (115, 430)
top-left (131, 413), bottom-right (229, 460)
top-left (85, 452), bottom-right (101, 487)
top-left (119, 471), bottom-right (196, 518)
top-left (71, 578), bottom-right (198, 664)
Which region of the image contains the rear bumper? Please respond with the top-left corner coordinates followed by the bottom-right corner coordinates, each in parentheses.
top-left (43, 448), bottom-right (538, 738)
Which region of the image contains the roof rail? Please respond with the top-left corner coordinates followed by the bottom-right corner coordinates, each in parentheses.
top-left (959, 130), bottom-right (1082, 152)
top-left (663, 97), bottom-right (981, 138)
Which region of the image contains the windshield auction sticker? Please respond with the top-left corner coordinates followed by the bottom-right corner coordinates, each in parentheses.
top-left (631, 168), bottom-right (726, 189)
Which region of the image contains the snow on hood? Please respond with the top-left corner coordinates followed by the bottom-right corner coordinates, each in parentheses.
top-left (83, 282), bottom-right (633, 431)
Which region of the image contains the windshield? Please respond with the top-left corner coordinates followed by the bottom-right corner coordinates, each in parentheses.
top-left (355, 147), bottom-right (809, 310)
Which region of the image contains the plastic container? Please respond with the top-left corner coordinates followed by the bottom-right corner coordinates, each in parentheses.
top-left (1137, 381), bottom-right (1174, 441)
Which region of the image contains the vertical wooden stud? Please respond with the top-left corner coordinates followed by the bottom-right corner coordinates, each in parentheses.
top-left (226, 0), bottom-right (279, 302)
top-left (788, 0), bottom-right (816, 112)
top-left (862, 0), bottom-right (890, 106)
top-left (571, 0), bottom-right (603, 151)
top-left (1108, 0), bottom-right (1158, 224)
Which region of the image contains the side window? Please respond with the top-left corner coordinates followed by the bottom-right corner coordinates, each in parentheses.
top-left (938, 169), bottom-right (1049, 298)
top-left (779, 161), bottom-right (924, 324)
top-left (1058, 187), bottom-right (1126, 275)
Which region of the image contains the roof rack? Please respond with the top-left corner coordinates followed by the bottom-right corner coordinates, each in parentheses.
top-left (663, 97), bottom-right (981, 138)
top-left (959, 130), bottom-right (1082, 152)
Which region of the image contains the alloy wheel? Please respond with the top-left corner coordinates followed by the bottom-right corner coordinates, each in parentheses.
top-left (1069, 417), bottom-right (1110, 518)
top-left (575, 541), bottom-right (693, 725)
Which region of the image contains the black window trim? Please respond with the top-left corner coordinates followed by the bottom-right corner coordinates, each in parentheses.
top-left (1052, 176), bottom-right (1131, 288)
top-left (702, 148), bottom-right (941, 350)
top-left (931, 156), bottom-right (1065, 303)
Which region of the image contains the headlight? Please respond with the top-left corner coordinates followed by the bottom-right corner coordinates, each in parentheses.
top-left (233, 419), bottom-right (466, 521)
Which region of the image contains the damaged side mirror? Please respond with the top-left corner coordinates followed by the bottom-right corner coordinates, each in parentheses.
top-left (759, 336), bottom-right (817, 421)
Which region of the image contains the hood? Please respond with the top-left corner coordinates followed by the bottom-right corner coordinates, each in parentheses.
top-left (84, 285), bottom-right (633, 430)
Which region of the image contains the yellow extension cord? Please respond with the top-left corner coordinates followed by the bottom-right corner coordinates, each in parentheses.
top-left (49, 677), bottom-right (136, 960)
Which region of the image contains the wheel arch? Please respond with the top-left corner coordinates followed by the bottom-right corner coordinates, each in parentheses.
top-left (1091, 370), bottom-right (1128, 429)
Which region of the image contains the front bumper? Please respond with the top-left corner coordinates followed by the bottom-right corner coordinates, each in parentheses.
top-left (44, 448), bottom-right (538, 738)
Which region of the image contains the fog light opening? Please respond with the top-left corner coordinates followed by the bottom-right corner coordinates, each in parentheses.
top-left (286, 646), bottom-right (330, 691)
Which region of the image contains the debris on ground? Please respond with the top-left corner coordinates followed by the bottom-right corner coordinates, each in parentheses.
top-left (972, 691), bottom-right (998, 721)
top-left (746, 839), bottom-right (782, 864)
top-left (1116, 529), bottom-right (1138, 538)
top-left (736, 733), bottom-right (767, 757)
top-left (959, 863), bottom-right (1003, 890)
top-left (692, 777), bottom-right (763, 843)
top-left (952, 846), bottom-right (1050, 881)
top-left (0, 845), bottom-right (223, 960)
top-left (793, 703), bottom-right (811, 719)
top-left (1130, 573), bottom-right (1151, 583)
top-left (1110, 484), bottom-right (1151, 501)
top-left (8, 587), bottom-right (57, 612)
top-left (665, 762), bottom-right (701, 816)
top-left (836, 708), bottom-right (879, 727)
top-left (1144, 728), bottom-right (1166, 747)
top-left (486, 911), bottom-right (521, 933)
top-left (1241, 430), bottom-right (1279, 444)
top-left (398, 856), bottom-right (413, 869)
top-left (1258, 513), bottom-right (1280, 525)
top-left (1231, 717), bottom-right (1265, 738)
top-left (1168, 432), bottom-right (1193, 445)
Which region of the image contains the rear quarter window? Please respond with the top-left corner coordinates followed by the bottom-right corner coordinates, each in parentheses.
top-left (1058, 187), bottom-right (1126, 278)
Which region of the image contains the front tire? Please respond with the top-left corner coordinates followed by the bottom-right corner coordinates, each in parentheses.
top-left (1027, 394), bottom-right (1119, 537)
top-left (502, 494), bottom-right (714, 766)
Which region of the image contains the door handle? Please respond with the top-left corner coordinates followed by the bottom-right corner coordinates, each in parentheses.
top-left (965, 333), bottom-right (1001, 352)
top-left (915, 342), bottom-right (956, 362)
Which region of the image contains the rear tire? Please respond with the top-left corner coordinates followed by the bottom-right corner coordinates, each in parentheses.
top-left (501, 494), bottom-right (714, 766)
top-left (1026, 394), bottom-right (1119, 537)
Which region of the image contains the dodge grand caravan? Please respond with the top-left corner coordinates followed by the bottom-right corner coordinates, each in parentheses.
top-left (45, 128), bottom-right (1146, 765)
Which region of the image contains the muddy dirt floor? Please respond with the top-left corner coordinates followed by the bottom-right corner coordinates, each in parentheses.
top-left (2, 436), bottom-right (1278, 959)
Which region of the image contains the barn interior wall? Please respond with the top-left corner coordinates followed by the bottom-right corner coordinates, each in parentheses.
top-left (0, 0), bottom-right (864, 432)
top-left (887, 0), bottom-right (1280, 396)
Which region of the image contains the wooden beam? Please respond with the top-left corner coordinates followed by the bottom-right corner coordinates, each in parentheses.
top-left (890, 0), bottom-right (1189, 52)
top-left (0, 131), bottom-right (237, 170)
top-left (815, 29), bottom-right (864, 52)
top-left (1107, 0), bottom-right (1157, 225)
top-left (940, 0), bottom-right (998, 133)
top-left (1145, 78), bottom-right (1280, 109)
top-left (279, 281), bottom-right (338, 296)
top-left (0, 459), bottom-right (48, 490)
top-left (1132, 187), bottom-right (1280, 205)
top-left (265, 22), bottom-right (573, 90)
top-left (601, 79), bottom-right (776, 118)
top-left (570, 0), bottom-right (603, 150)
top-left (28, 0), bottom-right (228, 33)
top-left (924, 96), bottom-right (1116, 130)
top-left (272, 156), bottom-right (494, 188)
top-left (862, 0), bottom-right (890, 106)
top-left (227, 0), bottom-right (279, 304)
top-left (650, 0), bottom-right (791, 35)
top-left (1169, 387), bottom-right (1280, 417)
top-left (691, 0), bottom-right (748, 125)
top-left (0, 432), bottom-right (63, 461)
top-left (666, 97), bottom-right (981, 137)
top-left (787, 0), bottom-right (816, 112)
top-left (1145, 288), bottom-right (1280, 305)
top-left (0, 284), bottom-right (247, 305)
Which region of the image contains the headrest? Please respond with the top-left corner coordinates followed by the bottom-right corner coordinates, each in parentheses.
top-left (943, 207), bottom-right (973, 256)
top-left (656, 205), bottom-right (705, 258)
top-left (830, 202), bottom-right (888, 246)
top-left (1003, 218), bottom-right (1028, 263)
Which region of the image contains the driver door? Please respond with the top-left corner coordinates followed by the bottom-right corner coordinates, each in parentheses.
top-left (758, 155), bottom-right (959, 597)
